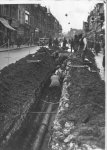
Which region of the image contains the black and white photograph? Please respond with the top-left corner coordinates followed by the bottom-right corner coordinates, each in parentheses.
top-left (0, 0), bottom-right (106, 150)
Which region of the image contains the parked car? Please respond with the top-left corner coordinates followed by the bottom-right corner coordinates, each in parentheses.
top-left (38, 38), bottom-right (49, 46)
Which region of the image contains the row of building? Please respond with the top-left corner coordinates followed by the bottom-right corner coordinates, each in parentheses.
top-left (0, 4), bottom-right (62, 46)
top-left (67, 3), bottom-right (105, 42)
top-left (83, 3), bottom-right (105, 44)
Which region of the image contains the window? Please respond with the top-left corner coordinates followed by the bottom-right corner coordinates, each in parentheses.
top-left (25, 10), bottom-right (29, 24)
top-left (25, 13), bottom-right (29, 24)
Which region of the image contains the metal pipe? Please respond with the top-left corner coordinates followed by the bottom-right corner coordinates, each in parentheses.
top-left (32, 104), bottom-right (53, 150)
top-left (22, 101), bottom-right (46, 150)
top-left (29, 112), bottom-right (56, 114)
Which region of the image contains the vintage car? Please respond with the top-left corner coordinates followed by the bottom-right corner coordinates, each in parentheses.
top-left (38, 38), bottom-right (49, 46)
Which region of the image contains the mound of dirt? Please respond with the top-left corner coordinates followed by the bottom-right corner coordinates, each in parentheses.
top-left (0, 47), bottom-right (56, 142)
top-left (66, 57), bottom-right (105, 148)
top-left (50, 52), bottom-right (105, 150)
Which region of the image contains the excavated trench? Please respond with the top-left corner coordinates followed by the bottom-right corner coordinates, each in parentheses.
top-left (0, 47), bottom-right (104, 150)
top-left (0, 46), bottom-right (67, 150)
top-left (1, 72), bottom-right (62, 150)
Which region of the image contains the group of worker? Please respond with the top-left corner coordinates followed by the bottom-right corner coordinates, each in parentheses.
top-left (49, 33), bottom-right (88, 61)
top-left (49, 52), bottom-right (67, 90)
top-left (49, 32), bottom-right (105, 89)
top-left (49, 33), bottom-right (87, 89)
top-left (49, 64), bottom-right (66, 88)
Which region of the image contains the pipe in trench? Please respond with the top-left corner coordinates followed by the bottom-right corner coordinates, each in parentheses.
top-left (32, 103), bottom-right (53, 150)
top-left (22, 102), bottom-right (46, 150)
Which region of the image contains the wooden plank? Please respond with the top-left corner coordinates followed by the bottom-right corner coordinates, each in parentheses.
top-left (26, 60), bottom-right (41, 63)
top-left (70, 65), bottom-right (89, 68)
top-left (29, 112), bottom-right (56, 114)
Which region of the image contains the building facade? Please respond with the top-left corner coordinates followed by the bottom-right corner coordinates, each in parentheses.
top-left (0, 4), bottom-right (18, 46)
top-left (0, 4), bottom-right (62, 46)
top-left (83, 3), bottom-right (105, 42)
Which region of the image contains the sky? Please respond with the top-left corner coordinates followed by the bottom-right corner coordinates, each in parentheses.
top-left (0, 0), bottom-right (104, 33)
top-left (35, 0), bottom-right (103, 33)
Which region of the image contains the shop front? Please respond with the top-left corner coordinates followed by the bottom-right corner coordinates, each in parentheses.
top-left (0, 17), bottom-right (16, 47)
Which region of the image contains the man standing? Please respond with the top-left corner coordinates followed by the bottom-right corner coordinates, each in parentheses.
top-left (63, 37), bottom-right (67, 49)
top-left (73, 35), bottom-right (79, 52)
top-left (70, 38), bottom-right (74, 52)
top-left (79, 34), bottom-right (87, 62)
top-left (49, 37), bottom-right (52, 48)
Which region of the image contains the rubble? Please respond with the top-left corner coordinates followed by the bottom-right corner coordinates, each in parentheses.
top-left (49, 52), bottom-right (105, 150)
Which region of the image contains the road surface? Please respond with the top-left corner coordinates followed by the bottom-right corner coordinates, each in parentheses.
top-left (0, 46), bottom-right (39, 70)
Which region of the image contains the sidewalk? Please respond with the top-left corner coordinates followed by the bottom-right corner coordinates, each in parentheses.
top-left (0, 44), bottom-right (36, 52)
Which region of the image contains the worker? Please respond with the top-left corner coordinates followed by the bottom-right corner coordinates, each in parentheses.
top-left (49, 70), bottom-right (63, 99)
top-left (49, 65), bottom-right (66, 89)
top-left (49, 37), bottom-right (52, 48)
top-left (55, 68), bottom-right (64, 80)
top-left (49, 73), bottom-right (60, 88)
top-left (51, 51), bottom-right (59, 59)
top-left (70, 38), bottom-right (74, 53)
top-left (49, 67), bottom-right (64, 86)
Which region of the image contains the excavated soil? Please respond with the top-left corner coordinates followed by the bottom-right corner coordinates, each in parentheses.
top-left (0, 47), bottom-right (56, 145)
top-left (0, 47), bottom-right (105, 149)
top-left (50, 50), bottom-right (105, 150)
top-left (67, 57), bottom-right (105, 148)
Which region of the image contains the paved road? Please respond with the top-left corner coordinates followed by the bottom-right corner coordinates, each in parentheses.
top-left (0, 46), bottom-right (39, 70)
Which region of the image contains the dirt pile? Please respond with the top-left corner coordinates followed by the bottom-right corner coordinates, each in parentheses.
top-left (0, 47), bottom-right (56, 142)
top-left (67, 58), bottom-right (105, 148)
top-left (50, 51), bottom-right (105, 150)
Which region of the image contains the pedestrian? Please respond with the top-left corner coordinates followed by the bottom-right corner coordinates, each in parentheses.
top-left (70, 38), bottom-right (74, 52)
top-left (68, 39), bottom-right (71, 47)
top-left (95, 42), bottom-right (100, 55)
top-left (49, 37), bottom-right (52, 48)
top-left (4, 36), bottom-right (8, 48)
top-left (73, 35), bottom-right (79, 52)
top-left (63, 37), bottom-right (67, 49)
top-left (102, 41), bottom-right (105, 69)
top-left (16, 36), bottom-right (20, 48)
top-left (10, 38), bottom-right (14, 47)
top-left (26, 37), bottom-right (30, 46)
top-left (78, 34), bottom-right (87, 62)
top-left (53, 38), bottom-right (59, 47)
top-left (17, 36), bottom-right (22, 48)
top-left (102, 55), bottom-right (105, 69)
top-left (55, 38), bottom-right (59, 47)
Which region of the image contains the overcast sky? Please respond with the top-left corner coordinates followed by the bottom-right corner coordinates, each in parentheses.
top-left (35, 0), bottom-right (103, 33)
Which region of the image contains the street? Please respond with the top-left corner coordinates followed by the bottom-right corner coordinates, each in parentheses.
top-left (0, 2), bottom-right (105, 150)
top-left (0, 46), bottom-right (39, 70)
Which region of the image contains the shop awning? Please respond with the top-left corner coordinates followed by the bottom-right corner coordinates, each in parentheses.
top-left (0, 18), bottom-right (16, 31)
